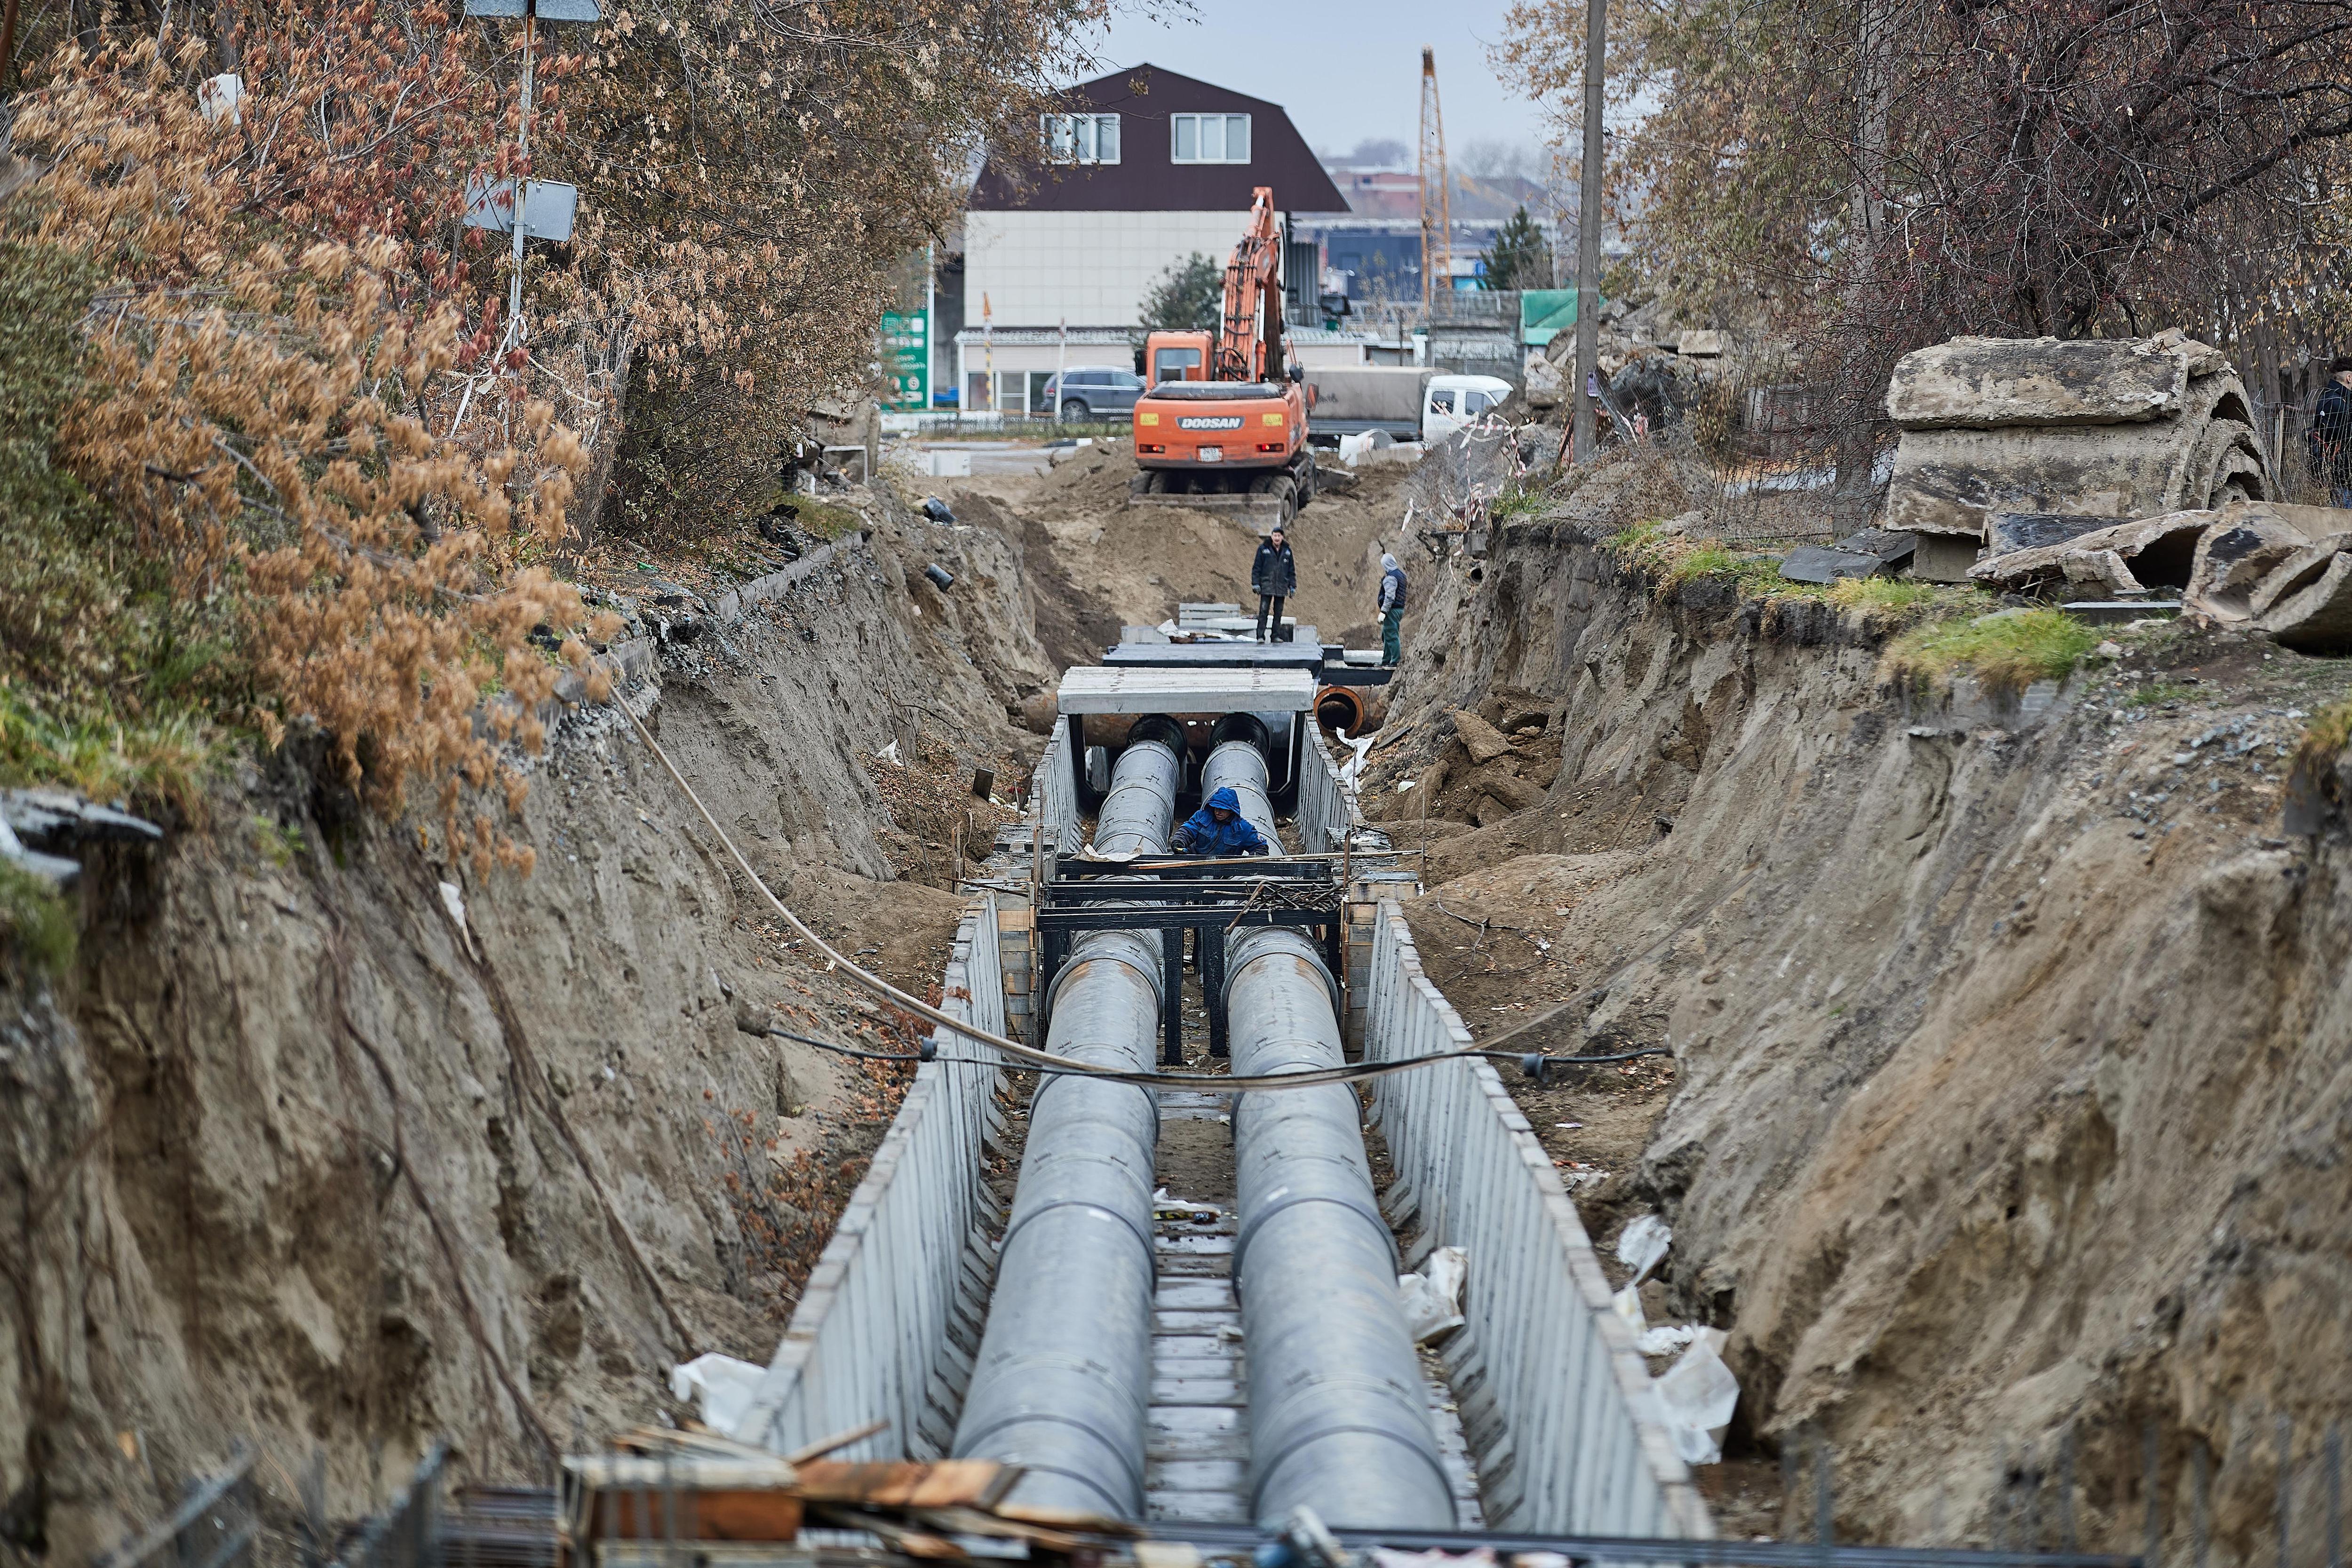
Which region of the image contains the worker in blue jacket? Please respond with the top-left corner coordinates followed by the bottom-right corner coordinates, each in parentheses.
top-left (1170, 787), bottom-right (1271, 856)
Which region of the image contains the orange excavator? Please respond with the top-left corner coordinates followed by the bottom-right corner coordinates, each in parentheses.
top-left (1131, 186), bottom-right (1316, 525)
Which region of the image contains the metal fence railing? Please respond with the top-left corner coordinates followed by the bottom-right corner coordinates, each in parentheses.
top-left (1361, 904), bottom-right (1712, 1539)
top-left (738, 895), bottom-right (1008, 1460)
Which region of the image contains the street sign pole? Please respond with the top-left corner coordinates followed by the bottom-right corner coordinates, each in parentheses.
top-left (507, 0), bottom-right (535, 364)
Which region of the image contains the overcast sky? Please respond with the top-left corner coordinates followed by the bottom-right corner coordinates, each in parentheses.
top-left (1083, 1), bottom-right (1554, 166)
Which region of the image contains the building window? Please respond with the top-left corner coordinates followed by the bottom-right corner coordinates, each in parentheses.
top-left (1044, 113), bottom-right (1120, 164)
top-left (1172, 113), bottom-right (1250, 164)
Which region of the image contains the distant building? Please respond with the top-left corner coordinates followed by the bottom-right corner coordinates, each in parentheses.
top-left (1302, 162), bottom-right (1567, 308)
top-left (954, 64), bottom-right (1357, 414)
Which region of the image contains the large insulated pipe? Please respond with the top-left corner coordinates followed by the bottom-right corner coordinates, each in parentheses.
top-left (951, 737), bottom-right (1177, 1518)
top-left (1092, 715), bottom-right (1184, 860)
top-left (1208, 730), bottom-right (1455, 1528)
top-left (1225, 926), bottom-right (1457, 1528)
top-left (1200, 727), bottom-right (1281, 852)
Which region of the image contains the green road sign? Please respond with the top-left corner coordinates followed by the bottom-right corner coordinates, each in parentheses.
top-left (882, 309), bottom-right (929, 410)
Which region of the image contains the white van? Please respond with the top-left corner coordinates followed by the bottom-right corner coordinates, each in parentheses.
top-left (1422, 374), bottom-right (1516, 445)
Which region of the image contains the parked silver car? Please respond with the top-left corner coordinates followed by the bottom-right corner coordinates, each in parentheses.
top-left (1044, 366), bottom-right (1147, 421)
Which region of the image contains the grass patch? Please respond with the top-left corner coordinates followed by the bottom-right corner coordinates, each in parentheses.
top-left (2126, 682), bottom-right (2198, 708)
top-left (2295, 699), bottom-right (2352, 773)
top-left (1826, 576), bottom-right (1943, 613)
top-left (1488, 483), bottom-right (1552, 525)
top-left (0, 857), bottom-right (76, 977)
top-left (0, 235), bottom-right (233, 814)
top-left (1884, 608), bottom-right (2098, 697)
top-left (776, 498), bottom-right (866, 541)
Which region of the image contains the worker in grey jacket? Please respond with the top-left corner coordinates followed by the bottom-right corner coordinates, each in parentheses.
top-left (1377, 553), bottom-right (1408, 666)
top-left (1251, 526), bottom-right (1296, 642)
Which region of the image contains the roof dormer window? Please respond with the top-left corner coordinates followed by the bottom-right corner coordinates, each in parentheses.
top-left (1045, 113), bottom-right (1120, 164)
top-left (1172, 113), bottom-right (1250, 164)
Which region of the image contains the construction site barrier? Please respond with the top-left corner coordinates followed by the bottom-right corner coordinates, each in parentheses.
top-left (1360, 903), bottom-right (1712, 1539)
top-left (1034, 718), bottom-right (1080, 855)
top-left (1295, 722), bottom-right (1357, 853)
top-left (739, 895), bottom-right (1008, 1460)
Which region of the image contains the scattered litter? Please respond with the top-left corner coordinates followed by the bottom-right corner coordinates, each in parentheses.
top-left (1612, 1282), bottom-right (1646, 1336)
top-left (874, 740), bottom-right (903, 766)
top-left (1397, 779), bottom-right (1416, 793)
top-left (1615, 1212), bottom-right (1672, 1282)
top-left (1397, 1245), bottom-right (1468, 1344)
top-left (923, 563), bottom-right (956, 592)
top-left (668, 1352), bottom-right (768, 1438)
top-left (1653, 1328), bottom-right (1740, 1465)
top-left (920, 496), bottom-right (955, 524)
top-left (1554, 1122), bottom-right (1582, 1130)
top-left (1152, 1187), bottom-right (1220, 1223)
top-left (1637, 1323), bottom-right (1702, 1356)
top-left (1336, 729), bottom-right (1377, 789)
top-left (437, 880), bottom-right (480, 960)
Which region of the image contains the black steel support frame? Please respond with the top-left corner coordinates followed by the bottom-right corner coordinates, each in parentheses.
top-left (1036, 860), bottom-right (1344, 1066)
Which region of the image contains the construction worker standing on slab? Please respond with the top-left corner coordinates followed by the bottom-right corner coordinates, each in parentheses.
top-left (1377, 552), bottom-right (1408, 667)
top-left (1252, 526), bottom-right (1295, 642)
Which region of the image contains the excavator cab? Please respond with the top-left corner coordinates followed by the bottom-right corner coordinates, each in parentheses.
top-left (1146, 331), bottom-right (1211, 387)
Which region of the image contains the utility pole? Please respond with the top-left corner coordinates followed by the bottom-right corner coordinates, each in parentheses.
top-left (1572, 0), bottom-right (1606, 463)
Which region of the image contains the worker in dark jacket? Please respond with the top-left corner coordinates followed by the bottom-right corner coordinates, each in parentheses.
top-left (1376, 552), bottom-right (1408, 667)
top-left (1251, 526), bottom-right (1296, 642)
top-left (2312, 356), bottom-right (2352, 507)
top-left (1170, 787), bottom-right (1271, 856)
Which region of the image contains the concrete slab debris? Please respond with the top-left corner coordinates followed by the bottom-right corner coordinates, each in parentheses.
top-left (1886, 333), bottom-right (2221, 430)
top-left (1778, 545), bottom-right (1883, 585)
top-left (1986, 512), bottom-right (2116, 557)
top-left (1883, 331), bottom-right (2272, 581)
top-left (2186, 502), bottom-right (2348, 623)
top-left (2257, 553), bottom-right (2352, 653)
top-left (1971, 509), bottom-right (2213, 594)
top-left (1830, 528), bottom-right (1918, 570)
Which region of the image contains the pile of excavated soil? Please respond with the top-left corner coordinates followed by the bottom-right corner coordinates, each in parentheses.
top-left (946, 441), bottom-right (1422, 654)
top-left (1361, 518), bottom-right (2352, 1552)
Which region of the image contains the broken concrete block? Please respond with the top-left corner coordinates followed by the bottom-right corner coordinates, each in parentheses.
top-left (2249, 539), bottom-right (2352, 621)
top-left (1913, 532), bottom-right (1984, 584)
top-left (2186, 504), bottom-right (2346, 623)
top-left (1986, 512), bottom-right (2116, 557)
top-left (1451, 709), bottom-right (1514, 766)
top-left (1778, 545), bottom-right (1883, 585)
top-left (1971, 509), bottom-right (2212, 594)
top-left (2258, 553), bottom-right (2352, 653)
top-left (2061, 548), bottom-right (2141, 595)
top-left (1830, 528), bottom-right (1917, 570)
top-left (1881, 332), bottom-right (2271, 564)
top-left (1886, 333), bottom-right (2220, 430)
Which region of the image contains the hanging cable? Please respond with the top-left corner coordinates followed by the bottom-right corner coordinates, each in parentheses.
top-left (620, 700), bottom-right (1661, 1093)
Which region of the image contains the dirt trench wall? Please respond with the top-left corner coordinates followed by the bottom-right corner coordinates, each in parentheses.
top-left (1375, 522), bottom-right (2352, 1554)
top-left (0, 503), bottom-right (1047, 1561)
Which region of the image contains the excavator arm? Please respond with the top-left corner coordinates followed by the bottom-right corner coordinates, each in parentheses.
top-left (1215, 186), bottom-right (1287, 384)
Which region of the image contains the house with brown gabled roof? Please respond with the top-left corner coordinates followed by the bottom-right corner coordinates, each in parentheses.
top-left (954, 65), bottom-right (1355, 414)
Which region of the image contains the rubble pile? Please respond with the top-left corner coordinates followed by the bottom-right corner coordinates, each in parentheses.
top-left (1968, 499), bottom-right (2352, 649)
